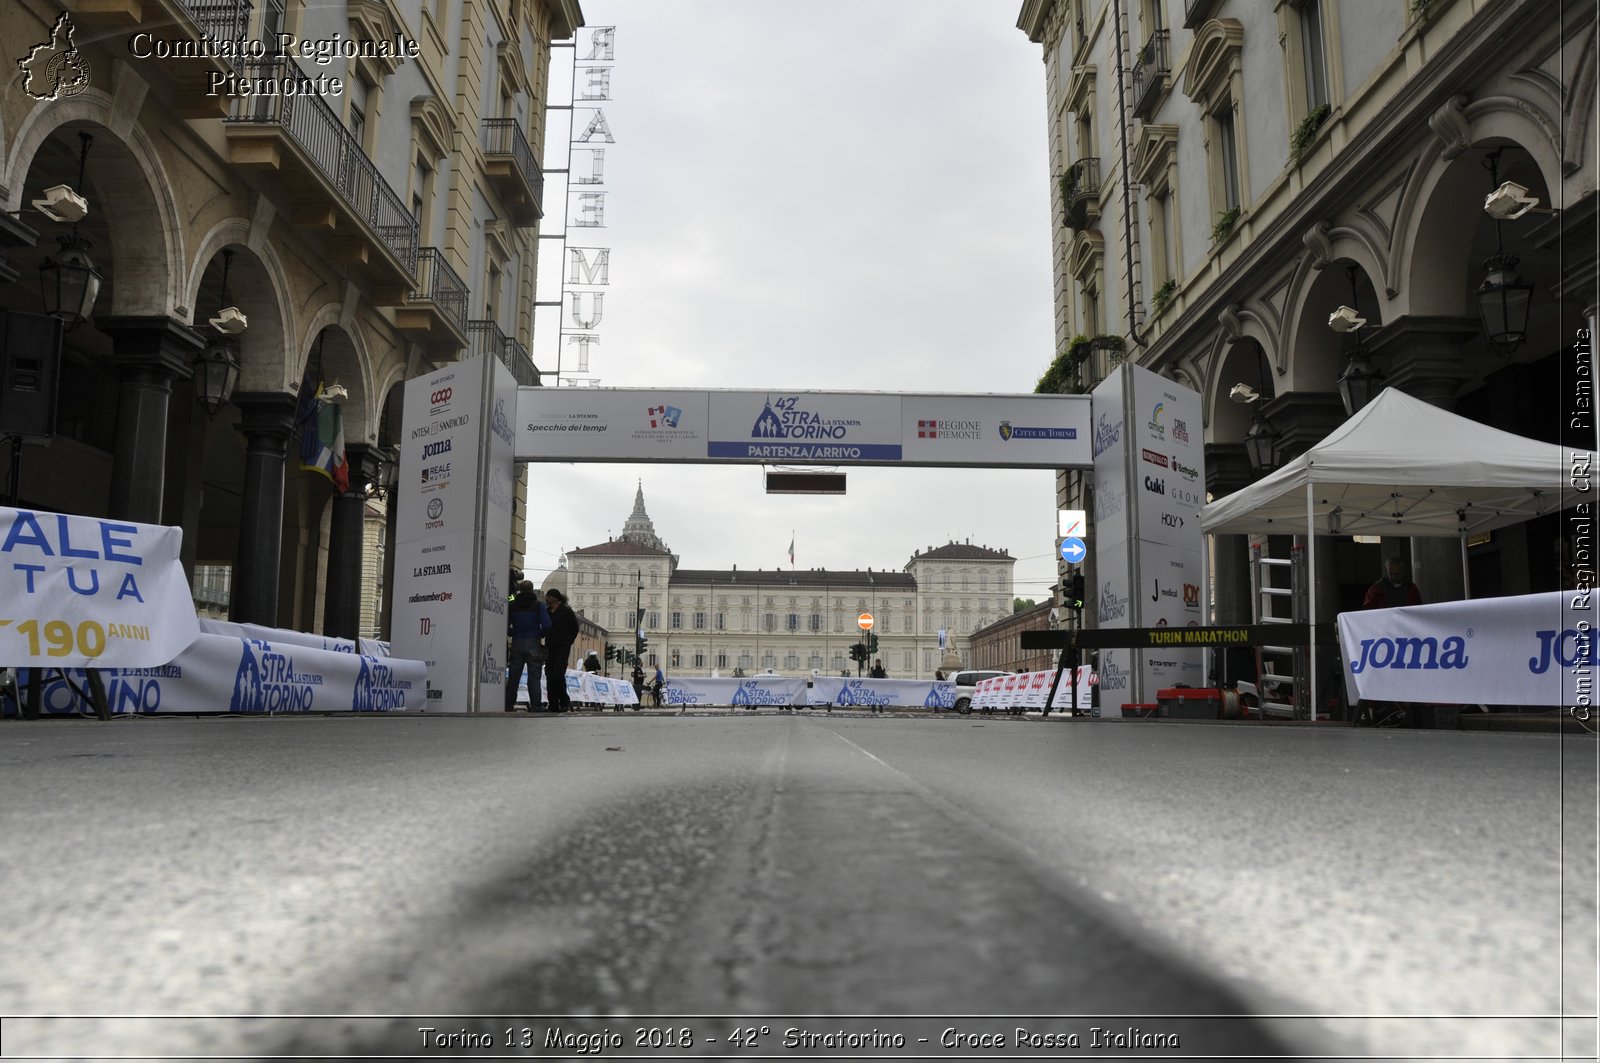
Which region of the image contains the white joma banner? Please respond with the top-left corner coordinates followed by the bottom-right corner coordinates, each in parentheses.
top-left (0, 507), bottom-right (200, 667)
top-left (1338, 590), bottom-right (1599, 707)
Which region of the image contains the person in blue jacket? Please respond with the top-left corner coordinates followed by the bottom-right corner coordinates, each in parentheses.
top-left (505, 581), bottom-right (550, 711)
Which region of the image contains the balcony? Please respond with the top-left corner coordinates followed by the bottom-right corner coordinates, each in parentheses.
top-left (1061, 157), bottom-right (1101, 230)
top-left (395, 248), bottom-right (469, 353)
top-left (70, 0), bottom-right (251, 117)
top-left (223, 58), bottom-right (419, 305)
top-left (481, 119), bottom-right (544, 226)
top-left (1183, 0), bottom-right (1221, 28)
top-left (467, 320), bottom-right (542, 386)
top-left (1131, 30), bottom-right (1170, 121)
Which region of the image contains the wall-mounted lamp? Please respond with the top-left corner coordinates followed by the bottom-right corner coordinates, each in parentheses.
top-left (1476, 150), bottom-right (1534, 358)
top-left (1332, 266), bottom-right (1385, 417)
top-left (193, 249), bottom-right (241, 415)
top-left (37, 133), bottom-right (101, 330)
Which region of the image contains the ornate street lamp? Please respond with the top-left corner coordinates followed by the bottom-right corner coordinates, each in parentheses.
top-left (1243, 410), bottom-right (1282, 473)
top-left (1476, 152), bottom-right (1534, 357)
top-left (37, 133), bottom-right (101, 329)
top-left (1331, 266), bottom-right (1385, 417)
top-left (193, 250), bottom-right (241, 414)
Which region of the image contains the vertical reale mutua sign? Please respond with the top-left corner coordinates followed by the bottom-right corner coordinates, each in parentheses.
top-left (562, 25), bottom-right (616, 378)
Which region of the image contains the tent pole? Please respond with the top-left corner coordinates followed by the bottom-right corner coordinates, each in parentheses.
top-left (1460, 525), bottom-right (1471, 599)
top-left (1307, 483), bottom-right (1317, 722)
top-left (1201, 533), bottom-right (1212, 682)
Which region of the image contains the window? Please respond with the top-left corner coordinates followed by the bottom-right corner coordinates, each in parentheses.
top-left (347, 74), bottom-right (370, 146)
top-left (259, 0), bottom-right (286, 50)
top-left (715, 612), bottom-right (725, 630)
top-left (693, 612), bottom-right (706, 630)
top-left (786, 613), bottom-right (799, 632)
top-left (764, 613), bottom-right (776, 633)
top-left (648, 611), bottom-right (659, 628)
top-left (784, 655), bottom-right (800, 670)
top-left (809, 613), bottom-right (822, 632)
top-left (1215, 108), bottom-right (1241, 211)
top-left (1299, 0), bottom-right (1328, 112)
top-left (670, 611), bottom-right (682, 629)
top-left (693, 653), bottom-right (705, 669)
top-left (762, 654), bottom-right (775, 670)
top-left (716, 653), bottom-right (728, 669)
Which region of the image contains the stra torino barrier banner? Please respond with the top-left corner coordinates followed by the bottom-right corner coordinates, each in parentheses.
top-left (971, 668), bottom-right (1096, 713)
top-left (516, 388), bottom-right (1094, 469)
top-left (1337, 590), bottom-right (1600, 707)
top-left (514, 669), bottom-right (641, 708)
top-left (808, 676), bottom-right (952, 709)
top-left (0, 507), bottom-right (200, 667)
top-left (10, 626), bottom-right (427, 716)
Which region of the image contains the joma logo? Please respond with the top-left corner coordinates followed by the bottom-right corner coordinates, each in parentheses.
top-left (1350, 634), bottom-right (1469, 674)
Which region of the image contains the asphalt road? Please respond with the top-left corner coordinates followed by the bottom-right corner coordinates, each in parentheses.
top-left (0, 710), bottom-right (1595, 1061)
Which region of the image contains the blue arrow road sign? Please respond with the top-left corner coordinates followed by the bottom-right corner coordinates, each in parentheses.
top-left (1059, 537), bottom-right (1086, 563)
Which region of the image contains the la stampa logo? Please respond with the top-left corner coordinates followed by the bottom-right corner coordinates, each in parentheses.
top-left (18, 13), bottom-right (90, 101)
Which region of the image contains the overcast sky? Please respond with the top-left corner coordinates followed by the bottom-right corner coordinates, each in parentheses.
top-left (525, 1), bottom-right (1062, 602)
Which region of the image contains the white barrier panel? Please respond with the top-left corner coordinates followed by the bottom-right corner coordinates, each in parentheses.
top-left (808, 677), bottom-right (950, 708)
top-left (662, 676), bottom-right (808, 707)
top-left (198, 619), bottom-right (391, 657)
top-left (972, 669), bottom-right (1094, 712)
top-left (0, 507), bottom-right (200, 668)
top-left (1338, 590), bottom-right (1599, 706)
top-left (11, 632), bottom-right (426, 715)
top-left (514, 670), bottom-right (641, 707)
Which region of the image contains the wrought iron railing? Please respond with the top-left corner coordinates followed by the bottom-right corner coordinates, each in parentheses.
top-left (1132, 30), bottom-right (1170, 118)
top-left (184, 0), bottom-right (251, 53)
top-left (1063, 157), bottom-right (1101, 229)
top-left (481, 119), bottom-right (544, 211)
top-left (224, 59), bottom-right (418, 274)
top-left (467, 320), bottom-right (541, 386)
top-left (412, 248), bottom-right (468, 335)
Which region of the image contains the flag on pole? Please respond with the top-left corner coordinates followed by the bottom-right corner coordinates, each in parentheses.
top-left (296, 375), bottom-right (349, 492)
top-left (788, 533), bottom-right (795, 567)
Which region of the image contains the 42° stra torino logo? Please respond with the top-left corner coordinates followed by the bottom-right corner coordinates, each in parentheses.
top-left (18, 13), bottom-right (91, 101)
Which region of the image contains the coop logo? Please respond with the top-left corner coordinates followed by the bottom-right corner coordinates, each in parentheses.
top-left (1141, 449), bottom-right (1169, 468)
top-left (1349, 632), bottom-right (1471, 674)
top-left (1172, 417), bottom-right (1191, 444)
top-left (1092, 414), bottom-right (1122, 458)
top-left (429, 387), bottom-right (453, 414)
top-left (351, 657), bottom-right (411, 711)
top-left (1144, 475), bottom-right (1166, 495)
top-left (647, 404), bottom-right (682, 429)
top-left (482, 573), bottom-right (505, 615)
top-left (478, 644), bottom-right (503, 685)
top-left (1171, 456), bottom-right (1200, 479)
top-left (1529, 628), bottom-right (1599, 674)
top-left (491, 397), bottom-right (514, 446)
top-left (1098, 583), bottom-right (1128, 622)
top-left (228, 639), bottom-right (322, 713)
top-left (18, 13), bottom-right (90, 102)
top-left (1147, 402), bottom-right (1166, 440)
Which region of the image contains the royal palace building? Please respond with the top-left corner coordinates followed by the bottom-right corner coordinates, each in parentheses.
top-left (1018, 0), bottom-right (1597, 639)
top-left (544, 484), bottom-right (1018, 679)
top-left (1, 0), bottom-right (582, 637)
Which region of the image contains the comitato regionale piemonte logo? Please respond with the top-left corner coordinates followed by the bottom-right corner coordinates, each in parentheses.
top-left (18, 13), bottom-right (91, 101)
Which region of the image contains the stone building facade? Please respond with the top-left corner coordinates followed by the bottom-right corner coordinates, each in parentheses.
top-left (1017, 0), bottom-right (1597, 636)
top-left (544, 485), bottom-right (1018, 678)
top-left (0, 0), bottom-right (582, 639)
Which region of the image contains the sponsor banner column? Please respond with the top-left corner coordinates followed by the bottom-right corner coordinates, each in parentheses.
top-left (391, 359), bottom-right (487, 711)
top-left (1090, 368), bottom-right (1133, 715)
top-left (474, 356), bottom-right (519, 712)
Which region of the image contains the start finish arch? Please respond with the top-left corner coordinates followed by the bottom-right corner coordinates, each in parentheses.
top-left (387, 355), bottom-right (1203, 711)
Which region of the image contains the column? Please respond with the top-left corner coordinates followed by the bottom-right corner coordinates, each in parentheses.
top-left (1371, 315), bottom-right (1481, 603)
top-left (1205, 442), bottom-right (1258, 688)
top-left (230, 393), bottom-right (296, 626)
top-left (324, 444), bottom-right (380, 639)
top-left (96, 316), bottom-right (204, 526)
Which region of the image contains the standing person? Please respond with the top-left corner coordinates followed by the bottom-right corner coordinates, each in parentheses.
top-left (1362, 557), bottom-right (1423, 609)
top-left (651, 663), bottom-right (665, 708)
top-left (543, 588), bottom-right (579, 713)
top-left (582, 650), bottom-right (602, 673)
top-left (870, 658), bottom-right (887, 679)
top-left (504, 582), bottom-right (549, 712)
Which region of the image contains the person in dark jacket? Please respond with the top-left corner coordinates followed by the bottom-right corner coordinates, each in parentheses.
top-left (505, 582), bottom-right (550, 711)
top-left (1362, 557), bottom-right (1423, 610)
top-left (543, 588), bottom-right (580, 713)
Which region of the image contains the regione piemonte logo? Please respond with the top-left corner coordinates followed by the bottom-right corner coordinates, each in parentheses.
top-left (18, 13), bottom-right (91, 101)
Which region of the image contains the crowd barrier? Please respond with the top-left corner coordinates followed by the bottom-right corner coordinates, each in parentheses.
top-left (970, 668), bottom-right (1096, 714)
top-left (8, 623), bottom-right (427, 716)
top-left (515, 669), bottom-right (641, 708)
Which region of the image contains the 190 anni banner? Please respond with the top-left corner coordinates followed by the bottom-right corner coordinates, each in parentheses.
top-left (0, 507), bottom-right (201, 667)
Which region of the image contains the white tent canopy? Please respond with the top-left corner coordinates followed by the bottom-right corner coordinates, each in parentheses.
top-left (1199, 387), bottom-right (1593, 538)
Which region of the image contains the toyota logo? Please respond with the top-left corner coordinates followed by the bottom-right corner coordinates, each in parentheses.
top-left (427, 498), bottom-right (444, 519)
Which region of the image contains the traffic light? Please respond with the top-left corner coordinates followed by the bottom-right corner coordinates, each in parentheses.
top-left (866, 632), bottom-right (879, 656)
top-left (604, 644), bottom-right (616, 662)
top-left (1067, 573), bottom-right (1086, 615)
top-left (849, 642), bottom-right (868, 664)
top-left (638, 634), bottom-right (649, 657)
